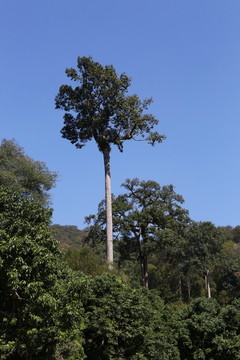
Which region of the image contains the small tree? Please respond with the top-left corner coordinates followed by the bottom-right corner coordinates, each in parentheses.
top-left (55, 56), bottom-right (165, 267)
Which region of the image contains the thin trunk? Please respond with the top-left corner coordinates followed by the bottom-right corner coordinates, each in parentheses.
top-left (187, 280), bottom-right (191, 301)
top-left (139, 252), bottom-right (148, 289)
top-left (178, 276), bottom-right (182, 300)
top-left (103, 148), bottom-right (113, 269)
top-left (142, 253), bottom-right (149, 289)
top-left (205, 269), bottom-right (211, 298)
top-left (138, 232), bottom-right (148, 289)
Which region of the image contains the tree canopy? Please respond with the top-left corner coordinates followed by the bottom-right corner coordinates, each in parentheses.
top-left (55, 56), bottom-right (165, 153)
top-left (0, 188), bottom-right (85, 359)
top-left (1, 146), bottom-right (240, 358)
top-left (0, 139), bottom-right (58, 206)
top-left (85, 178), bottom-right (190, 288)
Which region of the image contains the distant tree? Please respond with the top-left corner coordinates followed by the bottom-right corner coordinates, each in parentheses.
top-left (119, 179), bottom-right (189, 288)
top-left (213, 236), bottom-right (240, 304)
top-left (183, 222), bottom-right (225, 299)
top-left (0, 139), bottom-right (57, 206)
top-left (232, 225), bottom-right (240, 243)
top-left (64, 246), bottom-right (108, 275)
top-left (55, 56), bottom-right (165, 267)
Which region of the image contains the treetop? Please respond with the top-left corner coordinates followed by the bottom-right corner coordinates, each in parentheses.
top-left (55, 56), bottom-right (166, 152)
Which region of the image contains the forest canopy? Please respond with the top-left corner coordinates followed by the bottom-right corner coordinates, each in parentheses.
top-left (1, 182), bottom-right (240, 359)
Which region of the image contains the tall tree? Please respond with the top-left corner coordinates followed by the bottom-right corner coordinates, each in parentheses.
top-left (55, 56), bottom-right (165, 267)
top-left (0, 139), bottom-right (57, 206)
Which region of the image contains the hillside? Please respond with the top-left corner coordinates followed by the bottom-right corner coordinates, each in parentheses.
top-left (50, 224), bottom-right (88, 250)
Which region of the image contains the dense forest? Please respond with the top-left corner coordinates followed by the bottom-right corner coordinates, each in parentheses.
top-left (1, 139), bottom-right (240, 360)
top-left (1, 58), bottom-right (240, 359)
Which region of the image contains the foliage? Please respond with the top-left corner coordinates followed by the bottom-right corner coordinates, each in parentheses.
top-left (83, 273), bottom-right (179, 360)
top-left (181, 222), bottom-right (226, 300)
top-left (183, 222), bottom-right (225, 273)
top-left (55, 56), bottom-right (165, 153)
top-left (64, 247), bottom-right (108, 275)
top-left (177, 297), bottom-right (240, 360)
top-left (0, 139), bottom-right (58, 206)
top-left (86, 178), bottom-right (190, 289)
top-left (231, 226), bottom-right (240, 243)
top-left (1, 186), bottom-right (240, 359)
top-left (0, 188), bottom-right (85, 360)
top-left (120, 178), bottom-right (189, 288)
top-left (1, 133), bottom-right (240, 358)
top-left (51, 224), bottom-right (88, 250)
top-left (85, 184), bottom-right (240, 303)
top-left (213, 240), bottom-right (240, 304)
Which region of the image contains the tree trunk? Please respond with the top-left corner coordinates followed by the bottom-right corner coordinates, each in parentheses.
top-left (205, 269), bottom-right (211, 298)
top-left (178, 276), bottom-right (182, 300)
top-left (142, 253), bottom-right (149, 289)
top-left (187, 280), bottom-right (191, 301)
top-left (139, 252), bottom-right (149, 289)
top-left (103, 148), bottom-right (113, 269)
top-left (138, 233), bottom-right (148, 289)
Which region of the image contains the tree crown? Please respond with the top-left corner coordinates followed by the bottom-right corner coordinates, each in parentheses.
top-left (0, 139), bottom-right (58, 206)
top-left (55, 56), bottom-right (166, 152)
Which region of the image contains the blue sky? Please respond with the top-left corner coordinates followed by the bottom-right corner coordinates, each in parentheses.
top-left (1, 0), bottom-right (240, 228)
